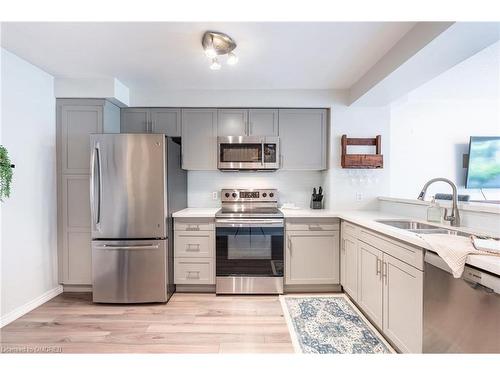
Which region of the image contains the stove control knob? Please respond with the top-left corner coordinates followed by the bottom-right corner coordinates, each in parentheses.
top-left (232, 193), bottom-right (237, 198)
top-left (225, 193), bottom-right (230, 198)
top-left (269, 192), bottom-right (274, 198)
top-left (262, 193), bottom-right (267, 198)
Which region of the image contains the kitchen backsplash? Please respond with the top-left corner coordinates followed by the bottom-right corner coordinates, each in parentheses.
top-left (188, 170), bottom-right (324, 208)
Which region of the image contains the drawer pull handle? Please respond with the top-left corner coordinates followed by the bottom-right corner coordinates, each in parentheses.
top-left (186, 271), bottom-right (200, 279)
top-left (186, 244), bottom-right (201, 251)
top-left (186, 225), bottom-right (200, 231)
top-left (308, 225), bottom-right (323, 231)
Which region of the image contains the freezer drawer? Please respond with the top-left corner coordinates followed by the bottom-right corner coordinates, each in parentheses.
top-left (92, 239), bottom-right (168, 303)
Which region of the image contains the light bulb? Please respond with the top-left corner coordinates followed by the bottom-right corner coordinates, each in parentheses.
top-left (210, 58), bottom-right (221, 70)
top-left (204, 47), bottom-right (217, 58)
top-left (227, 52), bottom-right (238, 65)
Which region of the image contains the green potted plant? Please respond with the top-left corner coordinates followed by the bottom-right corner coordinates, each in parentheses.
top-left (0, 145), bottom-right (14, 202)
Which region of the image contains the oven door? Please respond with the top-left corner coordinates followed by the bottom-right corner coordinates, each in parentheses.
top-left (216, 219), bottom-right (284, 278)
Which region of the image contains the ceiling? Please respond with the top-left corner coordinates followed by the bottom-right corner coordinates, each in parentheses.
top-left (0, 22), bottom-right (416, 91)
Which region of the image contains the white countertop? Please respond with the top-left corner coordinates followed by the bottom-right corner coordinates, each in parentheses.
top-left (172, 207), bottom-right (500, 275)
top-left (282, 208), bottom-right (500, 276)
top-left (172, 207), bottom-right (220, 218)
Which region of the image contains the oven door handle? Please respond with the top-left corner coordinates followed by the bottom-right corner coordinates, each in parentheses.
top-left (216, 219), bottom-right (284, 227)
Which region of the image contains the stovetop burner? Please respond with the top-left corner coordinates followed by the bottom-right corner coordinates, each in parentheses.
top-left (215, 189), bottom-right (282, 219)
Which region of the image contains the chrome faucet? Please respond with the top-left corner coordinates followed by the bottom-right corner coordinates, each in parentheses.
top-left (417, 178), bottom-right (461, 227)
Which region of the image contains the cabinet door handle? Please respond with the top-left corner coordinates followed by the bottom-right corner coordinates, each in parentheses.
top-left (382, 261), bottom-right (388, 284)
top-left (287, 236), bottom-right (292, 253)
top-left (376, 257), bottom-right (381, 276)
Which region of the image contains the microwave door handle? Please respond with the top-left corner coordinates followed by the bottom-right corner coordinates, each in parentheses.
top-left (261, 142), bottom-right (265, 165)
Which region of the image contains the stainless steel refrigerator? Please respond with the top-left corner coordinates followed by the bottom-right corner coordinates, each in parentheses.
top-left (90, 134), bottom-right (186, 303)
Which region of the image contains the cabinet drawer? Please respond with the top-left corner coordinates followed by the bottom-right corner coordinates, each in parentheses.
top-left (359, 228), bottom-right (423, 270)
top-left (174, 219), bottom-right (214, 231)
top-left (286, 218), bottom-right (339, 231)
top-left (174, 258), bottom-right (214, 284)
top-left (341, 221), bottom-right (359, 238)
top-left (174, 231), bottom-right (214, 258)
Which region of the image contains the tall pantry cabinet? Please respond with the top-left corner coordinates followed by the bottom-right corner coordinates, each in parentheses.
top-left (56, 99), bottom-right (120, 287)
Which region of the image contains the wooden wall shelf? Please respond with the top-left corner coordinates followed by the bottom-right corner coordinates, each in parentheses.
top-left (341, 134), bottom-right (383, 169)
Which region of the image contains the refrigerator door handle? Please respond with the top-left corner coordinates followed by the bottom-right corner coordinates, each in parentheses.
top-left (96, 145), bottom-right (102, 225)
top-left (94, 244), bottom-right (160, 250)
top-left (90, 145), bottom-right (101, 226)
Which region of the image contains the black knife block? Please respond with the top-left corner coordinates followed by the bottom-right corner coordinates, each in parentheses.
top-left (310, 197), bottom-right (324, 209)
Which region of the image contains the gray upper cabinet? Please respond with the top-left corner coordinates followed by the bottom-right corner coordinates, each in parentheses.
top-left (61, 105), bottom-right (103, 174)
top-left (151, 108), bottom-right (181, 136)
top-left (217, 109), bottom-right (248, 136)
top-left (121, 108), bottom-right (181, 136)
top-left (121, 108), bottom-right (150, 133)
top-left (59, 99), bottom-right (120, 174)
top-left (181, 109), bottom-right (218, 170)
top-left (278, 109), bottom-right (327, 170)
top-left (217, 109), bottom-right (278, 136)
top-left (248, 109), bottom-right (278, 136)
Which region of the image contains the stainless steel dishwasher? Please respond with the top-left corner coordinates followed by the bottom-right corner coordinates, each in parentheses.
top-left (424, 251), bottom-right (500, 353)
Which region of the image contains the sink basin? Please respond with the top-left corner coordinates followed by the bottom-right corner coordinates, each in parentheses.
top-left (375, 220), bottom-right (470, 237)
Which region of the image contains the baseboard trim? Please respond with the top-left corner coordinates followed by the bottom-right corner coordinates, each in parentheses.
top-left (0, 285), bottom-right (63, 328)
top-left (175, 284), bottom-right (215, 293)
top-left (284, 284), bottom-right (342, 293)
top-left (62, 284), bottom-right (92, 292)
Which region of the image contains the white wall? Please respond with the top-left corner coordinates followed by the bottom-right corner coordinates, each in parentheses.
top-left (323, 105), bottom-right (391, 210)
top-left (188, 171), bottom-right (323, 208)
top-left (390, 41), bottom-right (500, 201)
top-left (130, 88), bottom-right (348, 107)
top-left (1, 48), bottom-right (59, 322)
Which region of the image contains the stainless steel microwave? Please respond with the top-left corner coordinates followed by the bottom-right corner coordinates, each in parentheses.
top-left (217, 136), bottom-right (280, 171)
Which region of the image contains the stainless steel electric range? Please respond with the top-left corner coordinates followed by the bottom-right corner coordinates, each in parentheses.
top-left (215, 189), bottom-right (284, 294)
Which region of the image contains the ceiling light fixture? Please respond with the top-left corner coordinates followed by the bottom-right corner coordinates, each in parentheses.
top-left (202, 31), bottom-right (238, 70)
top-left (226, 52), bottom-right (239, 66)
top-left (210, 58), bottom-right (221, 70)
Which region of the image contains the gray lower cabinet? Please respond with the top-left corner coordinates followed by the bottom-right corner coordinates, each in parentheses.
top-left (217, 108), bottom-right (279, 136)
top-left (341, 220), bottom-right (423, 353)
top-left (278, 109), bottom-right (327, 170)
top-left (358, 241), bottom-right (384, 328)
top-left (341, 224), bottom-right (359, 300)
top-left (285, 219), bottom-right (340, 285)
top-left (121, 108), bottom-right (181, 136)
top-left (56, 99), bottom-right (120, 286)
top-left (174, 218), bottom-right (215, 287)
top-left (383, 253), bottom-right (423, 353)
top-left (181, 109), bottom-right (218, 170)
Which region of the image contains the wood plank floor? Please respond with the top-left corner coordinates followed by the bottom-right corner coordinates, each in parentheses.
top-left (0, 293), bottom-right (294, 353)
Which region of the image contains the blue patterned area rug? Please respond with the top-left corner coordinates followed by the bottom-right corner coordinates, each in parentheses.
top-left (280, 294), bottom-right (394, 354)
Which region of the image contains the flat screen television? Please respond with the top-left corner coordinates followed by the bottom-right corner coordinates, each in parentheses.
top-left (465, 136), bottom-right (500, 189)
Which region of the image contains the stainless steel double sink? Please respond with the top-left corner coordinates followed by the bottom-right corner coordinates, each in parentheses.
top-left (375, 220), bottom-right (470, 237)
